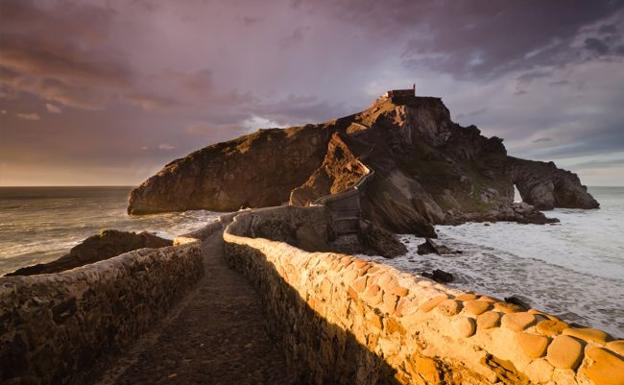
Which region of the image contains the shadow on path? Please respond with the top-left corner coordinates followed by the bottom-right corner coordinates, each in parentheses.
top-left (95, 233), bottom-right (297, 385)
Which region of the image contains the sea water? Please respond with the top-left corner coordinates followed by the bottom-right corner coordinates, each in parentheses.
top-left (362, 187), bottom-right (624, 336)
top-left (1, 186), bottom-right (622, 336)
top-left (0, 187), bottom-right (218, 276)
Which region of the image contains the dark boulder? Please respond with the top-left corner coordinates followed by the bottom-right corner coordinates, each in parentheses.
top-left (7, 230), bottom-right (172, 276)
top-left (359, 220), bottom-right (407, 258)
top-left (416, 238), bottom-right (459, 255)
top-left (422, 269), bottom-right (454, 283)
top-left (504, 295), bottom-right (531, 310)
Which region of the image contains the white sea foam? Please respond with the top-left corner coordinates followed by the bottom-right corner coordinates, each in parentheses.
top-left (362, 186), bottom-right (624, 337)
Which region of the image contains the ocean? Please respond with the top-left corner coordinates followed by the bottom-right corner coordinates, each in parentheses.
top-left (363, 186), bottom-right (624, 336)
top-left (1, 186), bottom-right (622, 336)
top-left (0, 187), bottom-right (218, 277)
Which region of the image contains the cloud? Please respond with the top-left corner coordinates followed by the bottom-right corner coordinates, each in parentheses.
top-left (16, 112), bottom-right (40, 120)
top-left (1, 0), bottom-right (623, 186)
top-left (240, 115), bottom-right (284, 131)
top-left (126, 93), bottom-right (178, 111)
top-left (279, 27), bottom-right (307, 48)
top-left (585, 37), bottom-right (610, 55)
top-left (241, 16), bottom-right (262, 26)
top-left (390, 0), bottom-right (624, 79)
top-left (45, 103), bottom-right (62, 114)
top-left (158, 143), bottom-right (175, 151)
top-left (0, 36), bottom-right (130, 86)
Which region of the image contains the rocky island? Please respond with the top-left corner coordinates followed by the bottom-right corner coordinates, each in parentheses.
top-left (2, 90), bottom-right (621, 385)
top-left (128, 89), bottom-right (598, 239)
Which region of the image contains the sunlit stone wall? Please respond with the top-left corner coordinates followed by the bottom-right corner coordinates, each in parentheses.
top-left (0, 242), bottom-right (203, 385)
top-left (224, 209), bottom-right (623, 385)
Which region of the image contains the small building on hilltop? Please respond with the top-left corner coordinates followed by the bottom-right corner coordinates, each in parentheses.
top-left (383, 84), bottom-right (415, 98)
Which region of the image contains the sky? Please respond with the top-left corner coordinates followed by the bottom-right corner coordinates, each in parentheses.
top-left (1, 0), bottom-right (623, 186)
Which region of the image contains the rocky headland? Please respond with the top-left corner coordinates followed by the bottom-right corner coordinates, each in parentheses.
top-left (128, 91), bottom-right (598, 238)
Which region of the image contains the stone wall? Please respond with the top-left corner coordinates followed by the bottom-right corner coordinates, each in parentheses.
top-left (224, 209), bottom-right (623, 385)
top-left (0, 242), bottom-right (204, 385)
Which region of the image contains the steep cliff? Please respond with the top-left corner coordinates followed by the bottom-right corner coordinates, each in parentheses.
top-left (128, 93), bottom-right (598, 235)
top-left (128, 123), bottom-right (339, 213)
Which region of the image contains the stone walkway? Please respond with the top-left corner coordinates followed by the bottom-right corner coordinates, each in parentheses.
top-left (95, 232), bottom-right (297, 385)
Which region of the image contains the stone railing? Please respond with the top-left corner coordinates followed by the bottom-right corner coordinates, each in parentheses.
top-left (223, 208), bottom-right (623, 385)
top-left (0, 241), bottom-right (204, 385)
top-left (314, 168), bottom-right (375, 237)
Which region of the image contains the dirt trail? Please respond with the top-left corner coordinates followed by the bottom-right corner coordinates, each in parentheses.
top-left (95, 232), bottom-right (297, 385)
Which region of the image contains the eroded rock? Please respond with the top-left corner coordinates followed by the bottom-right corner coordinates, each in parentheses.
top-left (421, 269), bottom-right (454, 283)
top-left (509, 157), bottom-right (599, 210)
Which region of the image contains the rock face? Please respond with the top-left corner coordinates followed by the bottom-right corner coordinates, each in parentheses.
top-left (128, 125), bottom-right (336, 213)
top-left (128, 93), bottom-right (599, 236)
top-left (509, 157), bottom-right (599, 210)
top-left (7, 230), bottom-right (172, 276)
top-left (290, 133), bottom-right (370, 206)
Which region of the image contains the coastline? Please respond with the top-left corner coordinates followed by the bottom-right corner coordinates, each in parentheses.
top-left (1, 186), bottom-right (622, 337)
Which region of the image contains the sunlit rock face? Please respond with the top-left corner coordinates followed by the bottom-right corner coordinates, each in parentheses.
top-left (128, 93), bottom-right (599, 236)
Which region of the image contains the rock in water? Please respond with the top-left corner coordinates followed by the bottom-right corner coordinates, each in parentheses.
top-left (422, 269), bottom-right (454, 283)
top-left (128, 92), bottom-right (599, 236)
top-left (7, 230), bottom-right (172, 276)
top-left (505, 295), bottom-right (531, 310)
top-left (417, 238), bottom-right (457, 255)
top-left (359, 220), bottom-right (407, 258)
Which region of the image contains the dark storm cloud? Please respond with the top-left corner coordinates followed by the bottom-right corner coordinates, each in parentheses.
top-left (585, 38), bottom-right (611, 55)
top-left (0, 36), bottom-right (130, 85)
top-left (301, 0), bottom-right (624, 78)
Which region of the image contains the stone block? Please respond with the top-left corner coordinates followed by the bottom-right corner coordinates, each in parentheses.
top-left (525, 358), bottom-right (554, 383)
top-left (453, 317), bottom-right (476, 338)
top-left (501, 312), bottom-right (536, 331)
top-left (516, 332), bottom-right (550, 358)
top-left (455, 293), bottom-right (477, 301)
top-left (477, 311), bottom-right (501, 330)
top-left (418, 295), bottom-right (447, 313)
top-left (562, 327), bottom-right (611, 345)
top-left (546, 335), bottom-right (584, 370)
top-left (351, 276), bottom-right (368, 293)
top-left (606, 340), bottom-right (624, 356)
top-left (436, 299), bottom-right (462, 316)
top-left (463, 300), bottom-right (491, 315)
top-left (379, 292), bottom-right (399, 314)
top-left (535, 319), bottom-right (568, 337)
top-left (579, 346), bottom-right (624, 385)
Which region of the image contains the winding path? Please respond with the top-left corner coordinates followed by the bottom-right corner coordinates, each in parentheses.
top-left (95, 232), bottom-right (296, 385)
